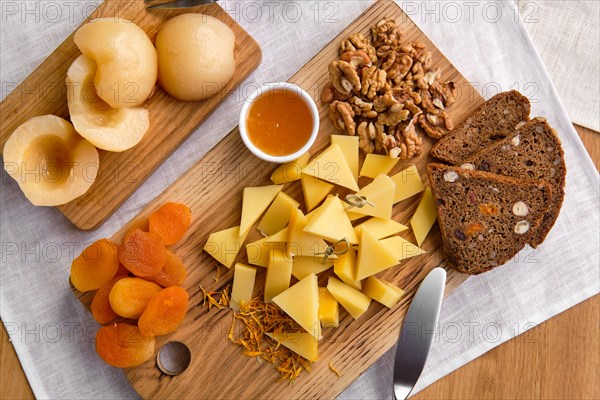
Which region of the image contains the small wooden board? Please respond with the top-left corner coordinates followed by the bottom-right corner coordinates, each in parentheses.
top-left (0, 0), bottom-right (262, 230)
top-left (73, 1), bottom-right (483, 398)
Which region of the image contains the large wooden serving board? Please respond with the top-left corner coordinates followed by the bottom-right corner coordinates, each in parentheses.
top-left (0, 0), bottom-right (261, 230)
top-left (73, 1), bottom-right (484, 398)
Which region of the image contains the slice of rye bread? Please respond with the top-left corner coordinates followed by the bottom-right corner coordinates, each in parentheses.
top-left (430, 90), bottom-right (531, 164)
top-left (462, 117), bottom-right (566, 247)
top-left (427, 163), bottom-right (552, 275)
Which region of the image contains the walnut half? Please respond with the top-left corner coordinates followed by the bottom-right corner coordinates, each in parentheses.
top-left (340, 33), bottom-right (377, 63)
top-left (329, 101), bottom-right (356, 136)
top-left (394, 114), bottom-right (423, 159)
top-left (321, 83), bottom-right (350, 104)
top-left (418, 111), bottom-right (453, 139)
top-left (358, 121), bottom-right (376, 154)
top-left (328, 60), bottom-right (361, 96)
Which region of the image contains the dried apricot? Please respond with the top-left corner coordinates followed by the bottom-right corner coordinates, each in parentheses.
top-left (91, 275), bottom-right (128, 324)
top-left (109, 277), bottom-right (162, 319)
top-left (71, 239), bottom-right (119, 292)
top-left (116, 263), bottom-right (130, 276)
top-left (127, 216), bottom-right (149, 234)
top-left (149, 202), bottom-right (192, 245)
top-left (465, 221), bottom-right (485, 236)
top-left (119, 229), bottom-right (166, 277)
top-left (96, 323), bottom-right (155, 368)
top-left (479, 203), bottom-right (499, 216)
top-left (138, 286), bottom-right (189, 337)
top-left (145, 250), bottom-right (187, 287)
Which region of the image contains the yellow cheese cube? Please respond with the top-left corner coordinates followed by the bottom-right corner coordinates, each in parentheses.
top-left (266, 332), bottom-right (318, 362)
top-left (304, 196), bottom-right (359, 244)
top-left (239, 185), bottom-right (283, 236)
top-left (302, 144), bottom-right (359, 191)
top-left (331, 135), bottom-right (359, 180)
top-left (272, 274), bottom-right (321, 340)
top-left (264, 227), bottom-right (288, 243)
top-left (346, 211), bottom-right (367, 222)
top-left (301, 174), bottom-right (334, 212)
top-left (264, 248), bottom-right (292, 301)
top-left (391, 165), bottom-right (425, 203)
top-left (257, 192), bottom-right (299, 236)
top-left (270, 152), bottom-right (310, 184)
top-left (204, 226), bottom-right (249, 269)
top-left (410, 187), bottom-right (437, 246)
top-left (318, 287), bottom-right (339, 328)
top-left (333, 246), bottom-right (361, 290)
top-left (360, 154), bottom-right (399, 179)
top-left (362, 276), bottom-right (405, 308)
top-left (380, 236), bottom-right (426, 261)
top-left (305, 207), bottom-right (317, 222)
top-left (327, 276), bottom-right (371, 319)
top-left (230, 263), bottom-right (257, 312)
top-left (292, 256), bottom-right (332, 280)
top-left (355, 227), bottom-right (399, 280)
top-left (344, 174), bottom-right (395, 220)
top-left (245, 235), bottom-right (285, 268)
top-left (305, 196), bottom-right (330, 222)
top-left (354, 217), bottom-right (408, 239)
top-left (287, 208), bottom-right (329, 258)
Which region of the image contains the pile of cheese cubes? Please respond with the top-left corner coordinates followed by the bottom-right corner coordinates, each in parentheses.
top-left (203, 135), bottom-right (438, 361)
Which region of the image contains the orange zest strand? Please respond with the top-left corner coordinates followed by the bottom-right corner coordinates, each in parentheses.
top-left (231, 297), bottom-right (313, 383)
top-left (329, 362), bottom-right (340, 377)
top-left (218, 285), bottom-right (230, 307)
top-left (199, 288), bottom-right (313, 383)
top-left (199, 284), bottom-right (230, 310)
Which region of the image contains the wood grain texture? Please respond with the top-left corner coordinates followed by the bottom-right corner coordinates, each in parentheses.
top-left (0, 0), bottom-right (262, 231)
top-left (68, 2), bottom-right (481, 399)
top-left (0, 323), bottom-right (35, 400)
top-left (414, 294), bottom-right (600, 400)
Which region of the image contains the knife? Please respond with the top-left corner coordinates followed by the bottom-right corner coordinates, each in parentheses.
top-left (393, 267), bottom-right (446, 400)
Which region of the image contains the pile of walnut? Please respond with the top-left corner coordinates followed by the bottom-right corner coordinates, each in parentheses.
top-left (322, 17), bottom-right (458, 159)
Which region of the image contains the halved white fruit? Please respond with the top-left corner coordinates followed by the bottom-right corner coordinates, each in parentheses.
top-left (3, 115), bottom-right (99, 206)
top-left (74, 18), bottom-right (158, 108)
top-left (66, 55), bottom-right (150, 152)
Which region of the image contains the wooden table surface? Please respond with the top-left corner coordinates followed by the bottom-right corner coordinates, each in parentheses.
top-left (1, 124), bottom-right (598, 399)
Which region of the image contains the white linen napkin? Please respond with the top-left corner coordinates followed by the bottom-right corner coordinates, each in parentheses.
top-left (519, 0), bottom-right (599, 132)
top-left (0, 2), bottom-right (598, 399)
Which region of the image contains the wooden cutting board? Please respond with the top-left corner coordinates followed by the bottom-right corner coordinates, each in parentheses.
top-left (0, 0), bottom-right (261, 230)
top-left (73, 1), bottom-right (483, 398)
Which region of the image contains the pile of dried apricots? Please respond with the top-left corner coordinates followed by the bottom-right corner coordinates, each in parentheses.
top-left (70, 202), bottom-right (192, 368)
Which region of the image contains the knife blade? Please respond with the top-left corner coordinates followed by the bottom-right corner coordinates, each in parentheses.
top-left (393, 267), bottom-right (446, 400)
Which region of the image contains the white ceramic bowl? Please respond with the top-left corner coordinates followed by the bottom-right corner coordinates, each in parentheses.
top-left (239, 82), bottom-right (319, 163)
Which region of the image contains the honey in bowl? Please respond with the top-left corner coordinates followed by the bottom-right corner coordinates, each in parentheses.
top-left (245, 89), bottom-right (313, 156)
